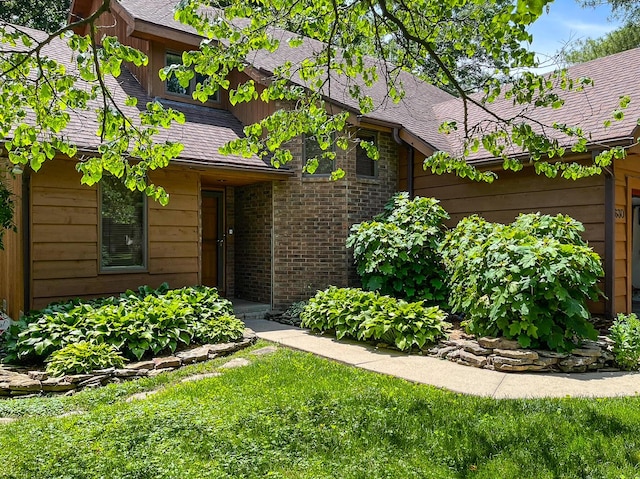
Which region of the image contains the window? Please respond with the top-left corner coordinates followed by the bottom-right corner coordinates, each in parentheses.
top-left (165, 52), bottom-right (219, 101)
top-left (100, 175), bottom-right (146, 270)
top-left (356, 130), bottom-right (378, 178)
top-left (303, 134), bottom-right (335, 175)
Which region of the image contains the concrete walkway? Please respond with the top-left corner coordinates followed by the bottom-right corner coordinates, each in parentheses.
top-left (244, 319), bottom-right (640, 399)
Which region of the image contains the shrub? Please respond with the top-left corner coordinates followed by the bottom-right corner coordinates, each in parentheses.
top-left (4, 284), bottom-right (243, 363)
top-left (300, 286), bottom-right (449, 351)
top-left (45, 341), bottom-right (126, 377)
top-left (193, 314), bottom-right (246, 344)
top-left (609, 313), bottom-right (640, 370)
top-left (347, 193), bottom-right (449, 305)
top-left (441, 213), bottom-right (604, 352)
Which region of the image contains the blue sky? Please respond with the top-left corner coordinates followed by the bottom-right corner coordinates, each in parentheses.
top-left (527, 0), bottom-right (622, 63)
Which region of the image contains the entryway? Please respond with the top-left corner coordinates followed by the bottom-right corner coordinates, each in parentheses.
top-left (202, 190), bottom-right (225, 293)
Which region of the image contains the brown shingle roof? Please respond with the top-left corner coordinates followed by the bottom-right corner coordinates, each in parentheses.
top-left (112, 0), bottom-right (456, 151)
top-left (432, 48), bottom-right (640, 162)
top-left (71, 0), bottom-right (640, 163)
top-left (9, 22), bottom-right (282, 173)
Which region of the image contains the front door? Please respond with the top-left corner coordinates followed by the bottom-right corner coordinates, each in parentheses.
top-left (202, 191), bottom-right (224, 292)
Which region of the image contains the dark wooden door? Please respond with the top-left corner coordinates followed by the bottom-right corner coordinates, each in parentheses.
top-left (202, 191), bottom-right (224, 291)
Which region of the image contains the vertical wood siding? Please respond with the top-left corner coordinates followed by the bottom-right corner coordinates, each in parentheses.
top-left (29, 160), bottom-right (200, 310)
top-left (92, 1), bottom-right (151, 90)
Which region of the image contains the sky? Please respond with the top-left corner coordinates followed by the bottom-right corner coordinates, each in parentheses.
top-left (527, 0), bottom-right (623, 64)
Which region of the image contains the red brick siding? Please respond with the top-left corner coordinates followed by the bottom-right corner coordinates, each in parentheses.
top-left (270, 130), bottom-right (399, 308)
top-left (234, 182), bottom-right (272, 303)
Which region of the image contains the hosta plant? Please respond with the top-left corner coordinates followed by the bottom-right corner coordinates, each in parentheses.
top-left (193, 314), bottom-right (246, 344)
top-left (4, 284), bottom-right (243, 363)
top-left (441, 213), bottom-right (604, 352)
top-left (347, 193), bottom-right (449, 305)
top-left (609, 313), bottom-right (640, 370)
top-left (300, 286), bottom-right (449, 351)
top-left (45, 341), bottom-right (126, 377)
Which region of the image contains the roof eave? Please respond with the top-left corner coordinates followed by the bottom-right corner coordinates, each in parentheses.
top-left (467, 136), bottom-right (637, 168)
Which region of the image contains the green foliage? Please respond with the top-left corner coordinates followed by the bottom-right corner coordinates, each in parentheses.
top-left (0, 0), bottom-right (623, 205)
top-left (347, 193), bottom-right (449, 305)
top-left (4, 284), bottom-right (243, 362)
top-left (0, 0), bottom-right (69, 33)
top-left (0, 21), bottom-right (184, 205)
top-left (0, 177), bottom-right (15, 250)
top-left (284, 300), bottom-right (308, 318)
top-left (609, 313), bottom-right (640, 370)
top-left (565, 22), bottom-right (640, 63)
top-left (300, 286), bottom-right (449, 350)
top-left (193, 314), bottom-right (246, 344)
top-left (45, 341), bottom-right (126, 377)
top-left (441, 213), bottom-right (604, 351)
top-left (3, 348), bottom-right (640, 478)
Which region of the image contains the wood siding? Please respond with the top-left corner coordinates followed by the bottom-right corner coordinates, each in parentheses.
top-left (226, 70), bottom-right (274, 127)
top-left (91, 0), bottom-right (151, 90)
top-left (410, 151), bottom-right (607, 315)
top-left (0, 161), bottom-right (24, 318)
top-left (612, 144), bottom-right (640, 314)
top-left (30, 160), bottom-right (200, 309)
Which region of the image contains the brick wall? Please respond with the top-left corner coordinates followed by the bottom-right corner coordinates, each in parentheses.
top-left (270, 129), bottom-right (399, 308)
top-left (234, 182), bottom-right (272, 303)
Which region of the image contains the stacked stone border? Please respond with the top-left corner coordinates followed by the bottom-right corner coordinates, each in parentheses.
top-left (0, 329), bottom-right (257, 398)
top-left (427, 335), bottom-right (619, 373)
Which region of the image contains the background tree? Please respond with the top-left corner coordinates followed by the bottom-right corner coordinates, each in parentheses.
top-left (566, 0), bottom-right (640, 62)
top-left (0, 0), bottom-right (70, 33)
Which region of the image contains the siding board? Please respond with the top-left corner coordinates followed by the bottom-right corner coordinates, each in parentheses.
top-left (29, 159), bottom-right (201, 309)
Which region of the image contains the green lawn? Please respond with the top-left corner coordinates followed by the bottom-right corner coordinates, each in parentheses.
top-left (1, 341), bottom-right (640, 479)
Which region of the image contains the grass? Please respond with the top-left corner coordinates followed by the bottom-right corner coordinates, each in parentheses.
top-left (1, 340), bottom-right (640, 478)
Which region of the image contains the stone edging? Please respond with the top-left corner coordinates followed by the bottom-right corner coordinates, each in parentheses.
top-left (0, 328), bottom-right (257, 398)
top-left (427, 335), bottom-right (619, 373)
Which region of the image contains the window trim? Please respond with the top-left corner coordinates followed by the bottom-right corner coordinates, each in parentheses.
top-left (164, 51), bottom-right (220, 103)
top-left (356, 130), bottom-right (379, 178)
top-left (98, 178), bottom-right (148, 274)
top-left (302, 133), bottom-right (336, 177)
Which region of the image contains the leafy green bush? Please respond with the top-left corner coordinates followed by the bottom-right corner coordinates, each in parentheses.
top-left (4, 284), bottom-right (244, 363)
top-left (300, 286), bottom-right (449, 351)
top-left (193, 314), bottom-right (246, 344)
top-left (609, 313), bottom-right (640, 370)
top-left (441, 213), bottom-right (604, 352)
top-left (45, 341), bottom-right (126, 377)
top-left (347, 193), bottom-right (449, 305)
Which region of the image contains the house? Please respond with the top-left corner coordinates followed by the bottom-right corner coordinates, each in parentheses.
top-left (0, 0), bottom-right (639, 321)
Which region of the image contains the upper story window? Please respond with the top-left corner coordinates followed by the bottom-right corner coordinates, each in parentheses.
top-left (303, 134), bottom-right (335, 176)
top-left (356, 130), bottom-right (378, 178)
top-left (165, 52), bottom-right (219, 102)
top-left (100, 175), bottom-right (147, 271)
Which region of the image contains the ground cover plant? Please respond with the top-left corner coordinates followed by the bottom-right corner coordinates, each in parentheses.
top-left (301, 286), bottom-right (448, 351)
top-left (3, 284), bottom-right (245, 367)
top-left (609, 313), bottom-right (640, 370)
top-left (347, 193), bottom-right (449, 306)
top-left (441, 213), bottom-right (604, 352)
top-left (1, 344), bottom-right (640, 479)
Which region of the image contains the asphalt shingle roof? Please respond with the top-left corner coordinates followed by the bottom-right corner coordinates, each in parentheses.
top-left (65, 1), bottom-right (640, 164)
top-left (12, 22), bottom-right (278, 171)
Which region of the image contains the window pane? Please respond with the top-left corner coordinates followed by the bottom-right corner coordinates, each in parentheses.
top-left (101, 176), bottom-right (145, 269)
top-left (165, 52), bottom-right (188, 95)
top-left (356, 132), bottom-right (377, 177)
top-left (304, 135), bottom-right (334, 175)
